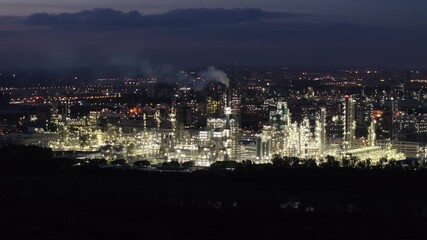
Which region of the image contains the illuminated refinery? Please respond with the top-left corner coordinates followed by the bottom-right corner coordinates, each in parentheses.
top-left (26, 83), bottom-right (407, 164)
top-left (2, 67), bottom-right (426, 166)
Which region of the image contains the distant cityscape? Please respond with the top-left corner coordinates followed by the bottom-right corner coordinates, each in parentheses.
top-left (1, 66), bottom-right (426, 166)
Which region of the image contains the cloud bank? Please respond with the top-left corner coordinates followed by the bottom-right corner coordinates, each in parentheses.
top-left (0, 8), bottom-right (425, 69)
top-left (25, 8), bottom-right (296, 30)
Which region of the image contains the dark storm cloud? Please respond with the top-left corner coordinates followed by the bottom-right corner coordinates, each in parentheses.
top-left (2, 0), bottom-right (427, 27)
top-left (0, 8), bottom-right (426, 69)
top-left (0, 31), bottom-right (16, 37)
top-left (24, 8), bottom-right (296, 30)
top-left (176, 21), bottom-right (385, 43)
top-left (20, 8), bottom-right (390, 47)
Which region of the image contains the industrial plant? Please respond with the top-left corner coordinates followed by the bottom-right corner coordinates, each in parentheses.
top-left (41, 82), bottom-right (405, 166)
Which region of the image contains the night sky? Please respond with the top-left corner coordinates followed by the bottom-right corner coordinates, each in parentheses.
top-left (0, 0), bottom-right (426, 68)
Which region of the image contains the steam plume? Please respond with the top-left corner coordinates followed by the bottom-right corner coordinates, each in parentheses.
top-left (200, 66), bottom-right (229, 88)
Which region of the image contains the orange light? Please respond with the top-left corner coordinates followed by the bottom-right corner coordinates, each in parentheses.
top-left (372, 110), bottom-right (384, 118)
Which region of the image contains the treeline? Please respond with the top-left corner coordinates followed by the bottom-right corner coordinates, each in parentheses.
top-left (0, 145), bottom-right (57, 170)
top-left (2, 145), bottom-right (427, 239)
top-left (0, 145), bottom-right (423, 172)
top-left (267, 154), bottom-right (421, 170)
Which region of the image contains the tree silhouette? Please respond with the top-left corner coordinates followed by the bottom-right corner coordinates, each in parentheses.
top-left (0, 145), bottom-right (53, 170)
top-left (302, 158), bottom-right (318, 168)
top-left (162, 160), bottom-right (180, 168)
top-left (182, 161), bottom-right (195, 168)
top-left (271, 155), bottom-right (290, 168)
top-left (110, 159), bottom-right (127, 165)
top-left (134, 160), bottom-right (151, 167)
top-left (320, 155), bottom-right (340, 168)
top-left (210, 161), bottom-right (238, 169)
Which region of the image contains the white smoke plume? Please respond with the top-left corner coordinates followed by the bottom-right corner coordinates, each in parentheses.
top-left (200, 66), bottom-right (229, 88)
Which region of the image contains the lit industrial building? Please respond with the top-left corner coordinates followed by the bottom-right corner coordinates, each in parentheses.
top-left (39, 91), bottom-right (408, 165)
top-left (256, 102), bottom-right (327, 161)
top-left (47, 82), bottom-right (242, 166)
top-left (256, 97), bottom-right (405, 164)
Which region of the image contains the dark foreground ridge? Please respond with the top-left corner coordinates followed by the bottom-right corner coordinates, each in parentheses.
top-left (1, 145), bottom-right (427, 239)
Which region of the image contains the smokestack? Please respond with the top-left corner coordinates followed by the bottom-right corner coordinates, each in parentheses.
top-left (227, 86), bottom-right (231, 108)
top-left (225, 85), bottom-right (232, 129)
